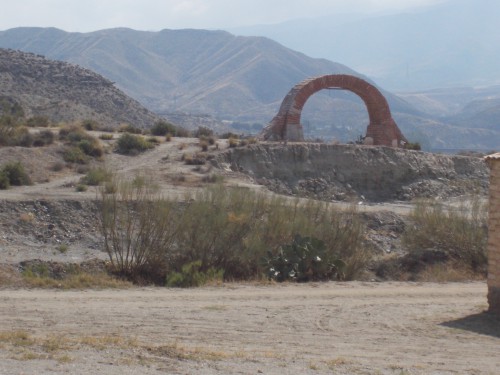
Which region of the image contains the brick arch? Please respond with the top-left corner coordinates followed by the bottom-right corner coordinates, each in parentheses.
top-left (260, 74), bottom-right (407, 147)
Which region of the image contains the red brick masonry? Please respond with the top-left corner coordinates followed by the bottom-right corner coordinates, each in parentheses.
top-left (261, 74), bottom-right (407, 147)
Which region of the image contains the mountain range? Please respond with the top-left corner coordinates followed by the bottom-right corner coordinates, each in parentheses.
top-left (231, 0), bottom-right (500, 91)
top-left (0, 26), bottom-right (499, 150)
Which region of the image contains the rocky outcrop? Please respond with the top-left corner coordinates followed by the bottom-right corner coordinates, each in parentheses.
top-left (0, 48), bottom-right (161, 128)
top-left (215, 143), bottom-right (489, 202)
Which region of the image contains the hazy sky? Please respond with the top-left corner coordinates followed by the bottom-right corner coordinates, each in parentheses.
top-left (0, 0), bottom-right (448, 32)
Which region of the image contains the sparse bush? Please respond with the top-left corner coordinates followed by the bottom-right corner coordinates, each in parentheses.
top-left (63, 146), bottom-right (88, 164)
top-left (0, 170), bottom-right (10, 189)
top-left (220, 132), bottom-right (239, 139)
top-left (115, 133), bottom-right (154, 155)
top-left (228, 137), bottom-right (238, 148)
top-left (151, 120), bottom-right (176, 136)
top-left (194, 126), bottom-right (214, 138)
top-left (81, 167), bottom-right (112, 186)
top-left (182, 152), bottom-right (206, 165)
top-left (33, 130), bottom-right (55, 146)
top-left (99, 133), bottom-right (113, 140)
top-left (199, 140), bottom-right (208, 151)
top-left (166, 261), bottom-right (224, 288)
top-left (165, 133), bottom-right (172, 142)
top-left (118, 124), bottom-right (142, 134)
top-left (99, 177), bottom-right (178, 283)
top-left (1, 161), bottom-right (32, 186)
top-left (59, 125), bottom-right (102, 158)
top-left (404, 142), bottom-right (421, 151)
top-left (402, 198), bottom-right (488, 274)
top-left (263, 235), bottom-right (346, 282)
top-left (81, 119), bottom-right (99, 131)
top-left (26, 116), bottom-right (50, 128)
top-left (175, 127), bottom-right (190, 138)
top-left (75, 184), bottom-right (88, 192)
top-left (51, 161), bottom-right (65, 172)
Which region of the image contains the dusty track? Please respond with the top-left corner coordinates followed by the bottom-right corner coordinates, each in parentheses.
top-left (0, 282), bottom-right (498, 374)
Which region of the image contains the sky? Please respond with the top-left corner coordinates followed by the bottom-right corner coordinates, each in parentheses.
top-left (0, 0), bottom-right (448, 32)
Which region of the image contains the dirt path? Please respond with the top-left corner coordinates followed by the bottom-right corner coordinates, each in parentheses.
top-left (0, 282), bottom-right (498, 374)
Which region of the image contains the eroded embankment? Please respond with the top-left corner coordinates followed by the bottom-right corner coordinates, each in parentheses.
top-left (214, 143), bottom-right (489, 202)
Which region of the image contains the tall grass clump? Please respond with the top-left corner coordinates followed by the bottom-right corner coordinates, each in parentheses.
top-left (402, 198), bottom-right (488, 274)
top-left (99, 178), bottom-right (368, 285)
top-left (99, 177), bottom-right (179, 283)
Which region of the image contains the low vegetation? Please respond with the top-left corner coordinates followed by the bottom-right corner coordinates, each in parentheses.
top-left (59, 124), bottom-right (103, 164)
top-left (402, 198), bottom-right (488, 275)
top-left (115, 133), bottom-right (155, 155)
top-left (99, 179), bottom-right (368, 285)
top-left (0, 161), bottom-right (32, 189)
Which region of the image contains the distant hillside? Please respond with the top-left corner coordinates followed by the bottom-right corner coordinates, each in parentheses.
top-left (0, 27), bottom-right (498, 150)
top-left (0, 48), bottom-right (160, 128)
top-left (231, 0), bottom-right (500, 91)
top-left (0, 27), bottom-right (414, 124)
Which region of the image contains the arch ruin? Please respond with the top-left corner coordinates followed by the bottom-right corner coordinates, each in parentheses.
top-left (260, 74), bottom-right (407, 147)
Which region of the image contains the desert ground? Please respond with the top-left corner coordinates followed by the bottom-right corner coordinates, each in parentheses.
top-left (0, 282), bottom-right (498, 375)
top-left (0, 133), bottom-right (498, 374)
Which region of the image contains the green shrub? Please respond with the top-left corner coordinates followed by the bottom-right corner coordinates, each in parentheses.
top-left (264, 235), bottom-right (347, 282)
top-left (402, 198), bottom-right (488, 273)
top-left (0, 170), bottom-right (10, 189)
top-left (81, 119), bottom-right (99, 131)
top-left (63, 146), bottom-right (88, 164)
top-left (33, 130), bottom-right (55, 146)
top-left (151, 120), bottom-right (176, 136)
top-left (1, 161), bottom-right (32, 186)
top-left (115, 133), bottom-right (154, 155)
top-left (228, 137), bottom-right (238, 148)
top-left (194, 126), bottom-right (214, 138)
top-left (77, 139), bottom-right (103, 157)
top-left (99, 133), bottom-right (114, 140)
top-left (166, 261), bottom-right (224, 288)
top-left (75, 184), bottom-right (88, 192)
top-left (59, 125), bottom-right (102, 157)
top-left (118, 124), bottom-right (142, 134)
top-left (81, 167), bottom-right (112, 186)
top-left (220, 132), bottom-right (239, 139)
top-left (26, 116), bottom-right (50, 128)
top-left (3, 163), bottom-right (30, 185)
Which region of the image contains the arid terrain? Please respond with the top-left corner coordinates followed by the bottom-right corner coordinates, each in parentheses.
top-left (0, 282), bottom-right (498, 374)
top-left (0, 133), bottom-right (498, 374)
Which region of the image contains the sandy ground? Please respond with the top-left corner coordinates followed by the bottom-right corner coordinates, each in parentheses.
top-left (0, 281), bottom-right (498, 375)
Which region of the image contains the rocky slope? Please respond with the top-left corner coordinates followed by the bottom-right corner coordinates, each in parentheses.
top-left (215, 143), bottom-right (489, 202)
top-left (0, 48), bottom-right (161, 128)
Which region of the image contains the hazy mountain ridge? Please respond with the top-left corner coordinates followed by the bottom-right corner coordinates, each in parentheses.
top-left (0, 27), bottom-right (413, 121)
top-left (0, 27), bottom-right (499, 149)
top-left (0, 47), bottom-right (160, 128)
top-left (231, 0), bottom-right (500, 91)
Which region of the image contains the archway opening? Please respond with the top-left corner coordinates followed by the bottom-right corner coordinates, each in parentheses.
top-left (301, 88), bottom-right (369, 143)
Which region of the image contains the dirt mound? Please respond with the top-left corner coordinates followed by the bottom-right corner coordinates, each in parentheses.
top-left (215, 143), bottom-right (489, 202)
